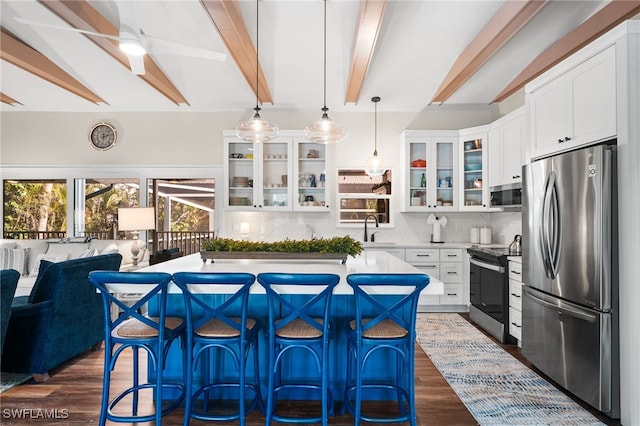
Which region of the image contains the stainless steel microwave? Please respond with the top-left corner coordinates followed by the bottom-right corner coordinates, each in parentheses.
top-left (490, 183), bottom-right (522, 209)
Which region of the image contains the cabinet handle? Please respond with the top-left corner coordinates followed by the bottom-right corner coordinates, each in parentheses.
top-left (510, 293), bottom-right (521, 298)
top-left (421, 265), bottom-right (437, 269)
top-left (564, 136), bottom-right (571, 142)
top-left (512, 174), bottom-right (520, 179)
top-left (511, 322), bottom-right (522, 328)
top-left (511, 270), bottom-right (521, 275)
top-left (558, 138), bottom-right (564, 143)
top-left (446, 254), bottom-right (457, 257)
top-left (416, 254), bottom-right (431, 257)
top-left (446, 293), bottom-right (457, 296)
top-left (447, 271), bottom-right (457, 275)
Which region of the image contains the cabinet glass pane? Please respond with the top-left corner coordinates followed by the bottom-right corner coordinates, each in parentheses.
top-left (435, 141), bottom-right (454, 207)
top-left (409, 142), bottom-right (427, 206)
top-left (228, 142), bottom-right (254, 207)
top-left (297, 142), bottom-right (327, 208)
top-left (261, 142), bottom-right (289, 207)
top-left (462, 138), bottom-right (483, 206)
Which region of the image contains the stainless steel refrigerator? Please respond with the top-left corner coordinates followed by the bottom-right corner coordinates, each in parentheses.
top-left (522, 143), bottom-right (619, 418)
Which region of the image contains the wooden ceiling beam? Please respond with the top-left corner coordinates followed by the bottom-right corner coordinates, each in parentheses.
top-left (1, 92), bottom-right (23, 106)
top-left (493, 0), bottom-right (640, 103)
top-left (1, 28), bottom-right (104, 104)
top-left (431, 0), bottom-right (548, 104)
top-left (201, 0), bottom-right (272, 104)
top-left (344, 0), bottom-right (387, 104)
top-left (39, 0), bottom-right (188, 105)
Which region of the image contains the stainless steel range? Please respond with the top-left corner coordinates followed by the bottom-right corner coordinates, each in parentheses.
top-left (467, 246), bottom-right (517, 344)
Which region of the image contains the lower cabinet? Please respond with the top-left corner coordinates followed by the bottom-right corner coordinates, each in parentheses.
top-left (508, 260), bottom-right (523, 345)
top-left (406, 247), bottom-right (467, 311)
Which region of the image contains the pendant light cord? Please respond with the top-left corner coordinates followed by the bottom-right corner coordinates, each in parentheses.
top-left (255, 0), bottom-right (260, 112)
top-left (372, 96), bottom-right (380, 155)
top-left (323, 0), bottom-right (327, 111)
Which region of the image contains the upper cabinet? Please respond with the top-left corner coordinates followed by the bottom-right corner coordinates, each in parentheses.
top-left (224, 136), bottom-right (292, 211)
top-left (293, 138), bottom-right (331, 211)
top-left (459, 127), bottom-right (489, 211)
top-left (527, 45), bottom-right (616, 160)
top-left (488, 107), bottom-right (524, 188)
top-left (223, 131), bottom-right (330, 212)
top-left (403, 131), bottom-right (459, 211)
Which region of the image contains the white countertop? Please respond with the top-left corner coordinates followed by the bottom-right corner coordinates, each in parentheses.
top-left (110, 251), bottom-right (444, 296)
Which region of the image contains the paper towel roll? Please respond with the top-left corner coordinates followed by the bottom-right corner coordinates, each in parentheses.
top-left (432, 223), bottom-right (442, 242)
top-left (480, 227), bottom-right (492, 245)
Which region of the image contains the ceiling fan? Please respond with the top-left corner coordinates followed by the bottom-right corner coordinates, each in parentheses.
top-left (15, 2), bottom-right (226, 75)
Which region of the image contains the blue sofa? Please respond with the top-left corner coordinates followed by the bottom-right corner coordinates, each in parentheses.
top-left (1, 253), bottom-right (122, 379)
top-left (1, 269), bottom-right (20, 357)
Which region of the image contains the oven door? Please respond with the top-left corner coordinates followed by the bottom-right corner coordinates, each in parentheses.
top-left (469, 257), bottom-right (506, 323)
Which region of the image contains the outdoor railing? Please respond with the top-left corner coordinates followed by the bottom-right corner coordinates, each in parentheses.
top-left (2, 230), bottom-right (215, 257)
top-left (3, 231), bottom-right (67, 240)
top-left (151, 231), bottom-right (215, 256)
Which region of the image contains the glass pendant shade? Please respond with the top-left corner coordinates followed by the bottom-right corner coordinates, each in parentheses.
top-left (235, 107), bottom-right (279, 143)
top-left (365, 151), bottom-right (386, 177)
top-left (304, 110), bottom-right (348, 144)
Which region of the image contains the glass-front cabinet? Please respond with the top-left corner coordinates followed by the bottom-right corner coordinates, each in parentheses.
top-left (403, 131), bottom-right (458, 211)
top-left (293, 138), bottom-right (330, 211)
top-left (459, 127), bottom-right (489, 211)
top-left (224, 133), bottom-right (292, 211)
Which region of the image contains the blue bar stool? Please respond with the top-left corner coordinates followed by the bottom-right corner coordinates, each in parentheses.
top-left (256, 273), bottom-right (340, 426)
top-left (172, 272), bottom-right (262, 425)
top-left (343, 273), bottom-right (429, 426)
top-left (88, 271), bottom-right (187, 425)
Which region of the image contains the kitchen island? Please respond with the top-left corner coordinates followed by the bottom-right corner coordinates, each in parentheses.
top-left (132, 251), bottom-right (443, 401)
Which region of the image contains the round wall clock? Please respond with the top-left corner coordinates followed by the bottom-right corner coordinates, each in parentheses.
top-left (89, 122), bottom-right (117, 151)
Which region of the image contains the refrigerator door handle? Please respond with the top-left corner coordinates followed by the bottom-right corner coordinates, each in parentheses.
top-left (524, 288), bottom-right (597, 323)
top-left (549, 174), bottom-right (562, 278)
top-left (540, 173), bottom-right (555, 278)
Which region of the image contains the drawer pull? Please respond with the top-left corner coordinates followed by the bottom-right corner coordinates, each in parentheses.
top-left (511, 322), bottom-right (522, 328)
top-left (416, 254), bottom-right (431, 257)
top-left (511, 270), bottom-right (522, 275)
top-left (422, 265), bottom-right (437, 269)
top-left (447, 271), bottom-right (457, 275)
top-left (510, 293), bottom-right (521, 298)
top-left (446, 293), bottom-right (457, 296)
top-left (446, 254), bottom-right (457, 257)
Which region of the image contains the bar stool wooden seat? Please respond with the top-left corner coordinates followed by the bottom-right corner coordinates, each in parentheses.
top-left (343, 273), bottom-right (429, 425)
top-left (256, 273), bottom-right (340, 426)
top-left (88, 271), bottom-right (187, 425)
top-left (172, 272), bottom-right (262, 426)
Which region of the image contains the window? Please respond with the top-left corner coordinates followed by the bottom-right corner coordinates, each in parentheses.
top-left (79, 178), bottom-right (140, 239)
top-left (336, 169), bottom-right (392, 226)
top-left (3, 179), bottom-right (67, 239)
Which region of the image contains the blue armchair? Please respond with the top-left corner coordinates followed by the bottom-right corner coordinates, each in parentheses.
top-left (1, 253), bottom-right (122, 380)
top-left (1, 269), bottom-right (20, 357)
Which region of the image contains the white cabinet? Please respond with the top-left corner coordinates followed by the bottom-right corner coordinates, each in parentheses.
top-left (488, 107), bottom-right (524, 188)
top-left (293, 138), bottom-right (331, 211)
top-left (403, 131), bottom-right (459, 211)
top-left (508, 259), bottom-right (523, 344)
top-left (459, 127), bottom-right (489, 211)
top-left (406, 247), bottom-right (466, 310)
top-left (224, 131), bottom-right (330, 212)
top-left (528, 45), bottom-right (616, 160)
top-left (224, 136), bottom-right (292, 211)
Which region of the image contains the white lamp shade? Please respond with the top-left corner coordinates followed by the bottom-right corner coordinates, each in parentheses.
top-left (118, 207), bottom-right (156, 231)
top-left (364, 153), bottom-right (386, 177)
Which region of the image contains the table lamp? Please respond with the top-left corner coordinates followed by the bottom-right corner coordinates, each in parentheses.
top-left (118, 207), bottom-right (155, 265)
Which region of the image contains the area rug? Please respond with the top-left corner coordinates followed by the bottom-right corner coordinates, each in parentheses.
top-left (0, 372), bottom-right (32, 394)
top-left (416, 313), bottom-right (605, 425)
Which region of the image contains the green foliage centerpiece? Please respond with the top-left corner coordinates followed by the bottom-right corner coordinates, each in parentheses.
top-left (201, 235), bottom-right (363, 263)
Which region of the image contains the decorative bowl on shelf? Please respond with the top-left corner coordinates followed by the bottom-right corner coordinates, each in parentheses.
top-left (411, 159), bottom-right (427, 167)
top-left (464, 163), bottom-right (482, 171)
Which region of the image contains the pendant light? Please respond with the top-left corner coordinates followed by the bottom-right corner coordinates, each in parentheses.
top-left (364, 96), bottom-right (386, 177)
top-left (304, 0), bottom-right (347, 144)
top-left (235, 0), bottom-right (279, 143)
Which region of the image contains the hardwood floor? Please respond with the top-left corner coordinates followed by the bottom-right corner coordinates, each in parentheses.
top-left (0, 315), bottom-right (620, 425)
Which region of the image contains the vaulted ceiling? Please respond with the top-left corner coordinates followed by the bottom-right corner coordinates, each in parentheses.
top-left (1, 0), bottom-right (639, 112)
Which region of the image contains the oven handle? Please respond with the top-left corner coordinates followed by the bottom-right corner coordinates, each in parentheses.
top-left (469, 258), bottom-right (505, 273)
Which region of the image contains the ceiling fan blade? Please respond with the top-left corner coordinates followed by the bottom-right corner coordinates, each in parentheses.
top-left (143, 35), bottom-right (227, 61)
top-left (14, 17), bottom-right (121, 42)
top-left (127, 54), bottom-right (145, 75)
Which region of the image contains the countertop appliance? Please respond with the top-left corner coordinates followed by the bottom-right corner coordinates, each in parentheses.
top-left (522, 143), bottom-right (619, 418)
top-left (467, 245), bottom-right (517, 344)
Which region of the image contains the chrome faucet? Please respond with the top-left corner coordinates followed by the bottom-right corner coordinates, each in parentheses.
top-left (363, 214), bottom-right (379, 242)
